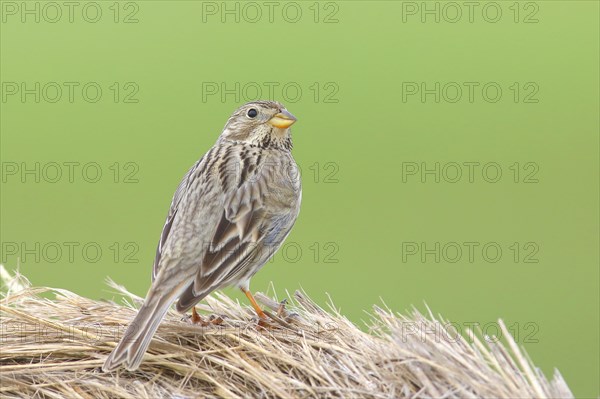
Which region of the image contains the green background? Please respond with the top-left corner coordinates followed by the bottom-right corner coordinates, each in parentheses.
top-left (1, 1), bottom-right (598, 397)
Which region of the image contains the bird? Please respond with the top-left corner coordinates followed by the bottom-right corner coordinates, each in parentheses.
top-left (102, 100), bottom-right (302, 372)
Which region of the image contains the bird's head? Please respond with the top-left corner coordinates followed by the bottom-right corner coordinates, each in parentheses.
top-left (220, 101), bottom-right (297, 150)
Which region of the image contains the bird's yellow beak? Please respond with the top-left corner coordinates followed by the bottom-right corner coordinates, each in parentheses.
top-left (268, 110), bottom-right (297, 129)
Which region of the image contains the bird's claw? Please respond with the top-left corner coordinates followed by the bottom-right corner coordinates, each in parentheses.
top-left (275, 298), bottom-right (299, 323)
top-left (276, 298), bottom-right (288, 317)
top-left (256, 299), bottom-right (299, 329)
top-left (189, 307), bottom-right (224, 326)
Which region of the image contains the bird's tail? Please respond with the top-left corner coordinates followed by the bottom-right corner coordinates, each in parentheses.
top-left (102, 280), bottom-right (188, 372)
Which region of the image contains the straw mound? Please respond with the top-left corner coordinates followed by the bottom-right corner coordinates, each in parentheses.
top-left (0, 267), bottom-right (573, 399)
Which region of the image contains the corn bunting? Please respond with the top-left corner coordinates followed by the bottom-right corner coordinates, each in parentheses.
top-left (103, 101), bottom-right (301, 371)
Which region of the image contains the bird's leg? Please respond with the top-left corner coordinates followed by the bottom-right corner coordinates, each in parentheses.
top-left (241, 288), bottom-right (268, 319)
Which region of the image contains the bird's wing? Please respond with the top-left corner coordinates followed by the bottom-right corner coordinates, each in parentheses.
top-left (175, 155), bottom-right (283, 312)
top-left (152, 158), bottom-right (203, 281)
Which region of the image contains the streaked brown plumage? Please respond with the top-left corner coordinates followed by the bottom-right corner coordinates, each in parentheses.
top-left (103, 101), bottom-right (301, 371)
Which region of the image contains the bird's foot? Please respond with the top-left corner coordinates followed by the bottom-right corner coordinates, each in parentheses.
top-left (189, 307), bottom-right (224, 326)
top-left (277, 299), bottom-right (301, 321)
top-left (258, 299), bottom-right (299, 329)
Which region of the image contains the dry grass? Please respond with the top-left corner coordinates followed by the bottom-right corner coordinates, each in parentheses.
top-left (0, 266), bottom-right (573, 399)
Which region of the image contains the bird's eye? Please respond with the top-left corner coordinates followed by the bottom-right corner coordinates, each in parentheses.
top-left (247, 108), bottom-right (258, 118)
